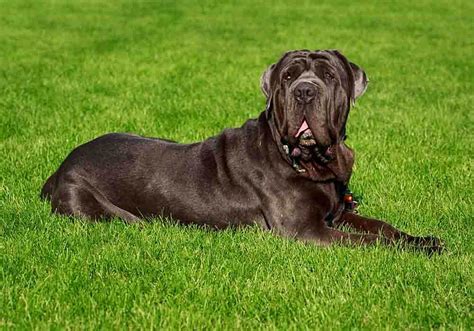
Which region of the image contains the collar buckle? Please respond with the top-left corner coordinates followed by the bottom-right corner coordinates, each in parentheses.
top-left (343, 191), bottom-right (358, 212)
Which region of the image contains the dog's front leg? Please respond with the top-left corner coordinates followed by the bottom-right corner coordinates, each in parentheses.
top-left (334, 212), bottom-right (411, 240)
top-left (334, 212), bottom-right (444, 254)
top-left (297, 225), bottom-right (386, 247)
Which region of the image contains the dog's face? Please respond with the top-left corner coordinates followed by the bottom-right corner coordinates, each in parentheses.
top-left (261, 50), bottom-right (368, 161)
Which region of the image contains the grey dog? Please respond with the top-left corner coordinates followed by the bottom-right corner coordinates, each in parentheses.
top-left (41, 49), bottom-right (443, 253)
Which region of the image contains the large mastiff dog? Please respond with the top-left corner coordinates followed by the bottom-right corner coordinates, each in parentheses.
top-left (41, 50), bottom-right (443, 253)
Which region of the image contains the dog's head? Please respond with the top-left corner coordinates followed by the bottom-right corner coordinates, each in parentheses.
top-left (262, 49), bottom-right (368, 148)
top-left (261, 50), bottom-right (368, 181)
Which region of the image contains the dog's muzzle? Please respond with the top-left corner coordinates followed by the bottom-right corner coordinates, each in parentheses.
top-left (294, 82), bottom-right (316, 104)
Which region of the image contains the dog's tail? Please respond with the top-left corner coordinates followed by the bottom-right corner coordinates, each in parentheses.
top-left (40, 171), bottom-right (57, 201)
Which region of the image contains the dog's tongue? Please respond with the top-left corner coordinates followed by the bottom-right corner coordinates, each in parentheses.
top-left (295, 120), bottom-right (310, 138)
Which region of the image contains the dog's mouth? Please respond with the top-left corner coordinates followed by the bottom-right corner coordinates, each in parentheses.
top-left (284, 119), bottom-right (333, 171)
top-left (295, 120), bottom-right (317, 147)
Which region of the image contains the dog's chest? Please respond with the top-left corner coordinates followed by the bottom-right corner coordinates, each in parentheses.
top-left (264, 179), bottom-right (344, 231)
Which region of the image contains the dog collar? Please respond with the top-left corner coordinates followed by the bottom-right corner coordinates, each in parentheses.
top-left (282, 144), bottom-right (306, 173)
top-left (282, 142), bottom-right (340, 174)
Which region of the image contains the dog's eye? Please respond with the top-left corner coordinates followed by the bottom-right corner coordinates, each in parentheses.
top-left (284, 73), bottom-right (292, 81)
top-left (324, 72), bottom-right (335, 80)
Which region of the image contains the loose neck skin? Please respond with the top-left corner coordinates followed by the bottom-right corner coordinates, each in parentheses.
top-left (255, 110), bottom-right (354, 184)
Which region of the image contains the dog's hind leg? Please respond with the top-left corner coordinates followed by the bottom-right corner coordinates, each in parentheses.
top-left (40, 171), bottom-right (58, 201)
top-left (51, 173), bottom-right (141, 224)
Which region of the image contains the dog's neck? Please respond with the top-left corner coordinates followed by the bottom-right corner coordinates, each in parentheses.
top-left (259, 111), bottom-right (354, 184)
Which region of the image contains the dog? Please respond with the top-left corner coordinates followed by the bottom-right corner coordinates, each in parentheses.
top-left (40, 49), bottom-right (443, 253)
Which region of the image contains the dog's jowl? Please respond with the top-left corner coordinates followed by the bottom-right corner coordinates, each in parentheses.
top-left (40, 49), bottom-right (443, 254)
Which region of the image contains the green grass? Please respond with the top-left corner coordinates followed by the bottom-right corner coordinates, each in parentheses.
top-left (1, 0), bottom-right (473, 329)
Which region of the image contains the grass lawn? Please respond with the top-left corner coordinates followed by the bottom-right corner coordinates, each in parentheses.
top-left (1, 0), bottom-right (473, 329)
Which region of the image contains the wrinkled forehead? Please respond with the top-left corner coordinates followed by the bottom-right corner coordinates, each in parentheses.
top-left (275, 50), bottom-right (340, 73)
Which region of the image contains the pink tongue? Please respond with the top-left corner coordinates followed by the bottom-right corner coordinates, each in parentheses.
top-left (295, 120), bottom-right (309, 138)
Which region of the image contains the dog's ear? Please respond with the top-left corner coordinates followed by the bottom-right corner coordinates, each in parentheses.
top-left (329, 50), bottom-right (368, 101)
top-left (349, 61), bottom-right (368, 100)
top-left (260, 63), bottom-right (274, 101)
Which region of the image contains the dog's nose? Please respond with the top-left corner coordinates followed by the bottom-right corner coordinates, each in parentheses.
top-left (294, 82), bottom-right (316, 104)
